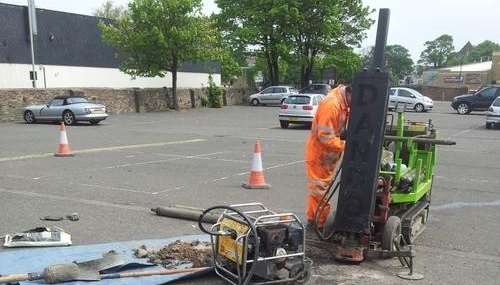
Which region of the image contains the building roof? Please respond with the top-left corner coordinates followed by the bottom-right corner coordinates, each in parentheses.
top-left (0, 3), bottom-right (220, 73)
top-left (439, 61), bottom-right (492, 72)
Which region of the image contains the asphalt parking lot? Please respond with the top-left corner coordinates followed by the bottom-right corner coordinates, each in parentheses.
top-left (0, 102), bottom-right (499, 284)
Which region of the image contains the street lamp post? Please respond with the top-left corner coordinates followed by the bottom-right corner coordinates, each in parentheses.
top-left (27, 0), bottom-right (38, 88)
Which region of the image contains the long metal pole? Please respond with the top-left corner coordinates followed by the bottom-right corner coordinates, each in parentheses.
top-left (372, 9), bottom-right (390, 71)
top-left (28, 0), bottom-right (37, 88)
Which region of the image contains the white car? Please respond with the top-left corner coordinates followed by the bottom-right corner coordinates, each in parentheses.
top-left (388, 87), bottom-right (433, 112)
top-left (486, 97), bottom-right (500, 129)
top-left (278, 94), bottom-right (325, 129)
top-left (249, 86), bottom-right (298, 106)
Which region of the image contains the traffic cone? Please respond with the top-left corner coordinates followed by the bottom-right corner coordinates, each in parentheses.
top-left (242, 140), bottom-right (270, 189)
top-left (55, 122), bottom-right (74, 157)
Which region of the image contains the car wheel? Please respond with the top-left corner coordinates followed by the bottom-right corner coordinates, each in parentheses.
top-left (62, 110), bottom-right (76, 125)
top-left (486, 122), bottom-right (493, 129)
top-left (251, 99), bottom-right (259, 106)
top-left (24, 110), bottom-right (36, 124)
top-left (89, 120), bottom-right (101, 125)
top-left (456, 103), bottom-right (471, 115)
top-left (414, 103), bottom-right (425, 113)
top-left (280, 120), bottom-right (289, 129)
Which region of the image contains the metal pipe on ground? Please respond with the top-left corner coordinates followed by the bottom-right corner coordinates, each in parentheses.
top-left (151, 206), bottom-right (219, 224)
top-left (0, 266), bottom-right (210, 284)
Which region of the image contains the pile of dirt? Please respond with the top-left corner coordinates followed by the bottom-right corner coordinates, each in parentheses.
top-left (135, 240), bottom-right (213, 268)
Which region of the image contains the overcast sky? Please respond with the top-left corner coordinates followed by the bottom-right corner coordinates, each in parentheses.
top-left (2, 0), bottom-right (499, 62)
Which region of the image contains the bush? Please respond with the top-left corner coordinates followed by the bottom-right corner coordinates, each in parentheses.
top-left (207, 75), bottom-right (223, 108)
top-left (200, 96), bottom-right (209, 107)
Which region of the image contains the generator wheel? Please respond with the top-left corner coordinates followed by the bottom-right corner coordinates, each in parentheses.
top-left (295, 258), bottom-right (313, 284)
top-left (382, 216), bottom-right (402, 251)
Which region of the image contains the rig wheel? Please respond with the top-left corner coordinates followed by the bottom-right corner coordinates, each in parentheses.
top-left (382, 216), bottom-right (402, 251)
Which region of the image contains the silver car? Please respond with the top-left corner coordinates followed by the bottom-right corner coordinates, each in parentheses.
top-left (278, 94), bottom-right (325, 128)
top-left (23, 96), bottom-right (108, 125)
top-left (249, 86), bottom-right (298, 106)
top-left (388, 87), bottom-right (433, 112)
top-left (486, 97), bottom-right (500, 129)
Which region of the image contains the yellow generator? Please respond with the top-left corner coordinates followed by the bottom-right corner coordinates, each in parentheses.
top-left (198, 203), bottom-right (311, 285)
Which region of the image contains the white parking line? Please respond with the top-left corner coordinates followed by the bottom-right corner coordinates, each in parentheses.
top-left (152, 152), bottom-right (248, 164)
top-left (205, 160), bottom-right (305, 185)
top-left (0, 138), bottom-right (207, 163)
top-left (151, 186), bottom-right (185, 195)
top-left (433, 200), bottom-right (500, 211)
top-left (74, 139), bottom-right (207, 154)
top-left (77, 183), bottom-right (147, 194)
top-left (0, 174), bottom-right (150, 194)
top-left (0, 187), bottom-right (148, 212)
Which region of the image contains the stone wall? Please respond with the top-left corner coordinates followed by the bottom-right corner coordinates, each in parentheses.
top-left (423, 70), bottom-right (489, 91)
top-left (0, 87), bottom-right (249, 122)
top-left (409, 85), bottom-right (469, 101)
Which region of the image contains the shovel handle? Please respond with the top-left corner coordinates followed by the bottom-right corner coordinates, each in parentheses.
top-left (101, 267), bottom-right (210, 279)
top-left (0, 273), bottom-right (32, 283)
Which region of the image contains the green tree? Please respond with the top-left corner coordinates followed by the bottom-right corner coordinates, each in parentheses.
top-left (93, 0), bottom-right (127, 19)
top-left (469, 40), bottom-right (500, 62)
top-left (208, 16), bottom-right (246, 84)
top-left (286, 0), bottom-right (372, 88)
top-left (361, 44), bottom-right (414, 83)
top-left (447, 40), bottom-right (500, 66)
top-left (322, 48), bottom-right (362, 83)
top-left (419, 34), bottom-right (454, 68)
top-left (386, 45), bottom-right (414, 81)
top-left (99, 0), bottom-right (211, 110)
top-left (215, 0), bottom-right (290, 85)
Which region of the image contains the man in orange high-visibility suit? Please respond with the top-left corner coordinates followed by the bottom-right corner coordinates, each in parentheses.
top-left (305, 84), bottom-right (351, 229)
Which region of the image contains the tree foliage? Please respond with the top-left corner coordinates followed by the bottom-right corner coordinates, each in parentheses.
top-left (99, 0), bottom-right (212, 110)
top-left (207, 16), bottom-right (246, 84)
top-left (286, 0), bottom-right (372, 88)
top-left (323, 48), bottom-right (362, 84)
top-left (216, 0), bottom-right (372, 87)
top-left (93, 0), bottom-right (127, 20)
top-left (419, 34), bottom-right (454, 68)
top-left (361, 44), bottom-right (414, 83)
top-left (447, 40), bottom-right (500, 66)
top-left (215, 0), bottom-right (290, 85)
top-left (386, 45), bottom-right (413, 81)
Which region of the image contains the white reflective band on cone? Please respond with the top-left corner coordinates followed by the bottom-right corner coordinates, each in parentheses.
top-left (251, 153), bottom-right (263, 171)
top-left (60, 130), bottom-right (68, 145)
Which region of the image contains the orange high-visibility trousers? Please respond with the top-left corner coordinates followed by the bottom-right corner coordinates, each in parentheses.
top-left (305, 86), bottom-right (349, 226)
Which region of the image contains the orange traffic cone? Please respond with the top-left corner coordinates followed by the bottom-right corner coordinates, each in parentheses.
top-left (55, 122), bottom-right (74, 157)
top-left (242, 140), bottom-right (270, 189)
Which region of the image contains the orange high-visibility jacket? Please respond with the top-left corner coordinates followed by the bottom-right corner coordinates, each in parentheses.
top-left (304, 86), bottom-right (349, 225)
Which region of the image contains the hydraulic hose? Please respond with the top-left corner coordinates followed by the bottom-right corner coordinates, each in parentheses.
top-left (313, 165), bottom-right (342, 241)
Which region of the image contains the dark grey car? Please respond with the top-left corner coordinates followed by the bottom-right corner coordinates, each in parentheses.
top-left (24, 96), bottom-right (108, 125)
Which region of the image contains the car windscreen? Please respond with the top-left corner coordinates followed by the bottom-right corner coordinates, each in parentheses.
top-left (286, 96), bottom-right (311, 104)
top-left (493, 98), bottom-right (500, 107)
top-left (67, 97), bottom-right (88, 104)
top-left (301, 85), bottom-right (325, 93)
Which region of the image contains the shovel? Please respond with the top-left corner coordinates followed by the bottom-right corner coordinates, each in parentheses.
top-left (0, 251), bottom-right (125, 284)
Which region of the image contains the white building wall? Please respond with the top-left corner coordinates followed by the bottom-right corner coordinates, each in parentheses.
top-left (0, 63), bottom-right (221, 89)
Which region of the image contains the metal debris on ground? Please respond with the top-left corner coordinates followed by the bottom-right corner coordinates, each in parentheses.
top-left (2, 227), bottom-right (72, 248)
top-left (134, 240), bottom-right (212, 268)
top-left (40, 213), bottom-right (80, 222)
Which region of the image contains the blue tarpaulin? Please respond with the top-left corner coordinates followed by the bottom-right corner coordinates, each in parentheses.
top-left (0, 235), bottom-right (211, 285)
